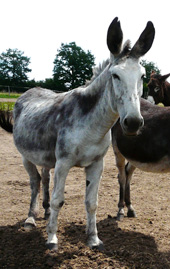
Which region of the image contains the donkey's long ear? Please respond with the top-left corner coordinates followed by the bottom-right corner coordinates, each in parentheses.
top-left (130, 21), bottom-right (155, 59)
top-left (107, 17), bottom-right (123, 56)
top-left (161, 73), bottom-right (170, 81)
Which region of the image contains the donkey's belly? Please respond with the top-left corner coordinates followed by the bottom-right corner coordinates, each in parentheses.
top-left (129, 155), bottom-right (170, 173)
top-left (13, 125), bottom-right (57, 168)
top-left (16, 146), bottom-right (56, 169)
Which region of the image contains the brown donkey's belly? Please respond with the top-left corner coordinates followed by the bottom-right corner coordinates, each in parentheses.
top-left (129, 155), bottom-right (170, 173)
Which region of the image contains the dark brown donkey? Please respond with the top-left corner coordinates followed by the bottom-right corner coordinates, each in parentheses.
top-left (112, 98), bottom-right (170, 220)
top-left (147, 71), bottom-right (170, 105)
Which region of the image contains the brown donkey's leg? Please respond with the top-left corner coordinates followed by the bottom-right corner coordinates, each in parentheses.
top-left (113, 143), bottom-right (126, 221)
top-left (41, 168), bottom-right (51, 220)
top-left (125, 162), bottom-right (136, 218)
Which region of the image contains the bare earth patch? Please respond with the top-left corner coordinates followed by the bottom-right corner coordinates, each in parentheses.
top-left (0, 128), bottom-right (170, 268)
top-left (0, 98), bottom-right (17, 102)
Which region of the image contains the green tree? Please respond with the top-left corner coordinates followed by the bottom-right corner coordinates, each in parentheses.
top-left (53, 42), bottom-right (95, 91)
top-left (0, 48), bottom-right (31, 86)
top-left (141, 60), bottom-right (161, 98)
top-left (35, 78), bottom-right (56, 91)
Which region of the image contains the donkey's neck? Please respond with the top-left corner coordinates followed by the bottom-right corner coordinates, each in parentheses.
top-left (85, 63), bottom-right (110, 94)
top-left (78, 64), bottom-right (118, 140)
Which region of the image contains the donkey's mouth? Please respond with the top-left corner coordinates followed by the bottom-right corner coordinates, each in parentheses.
top-left (122, 127), bottom-right (142, 137)
top-left (123, 131), bottom-right (138, 137)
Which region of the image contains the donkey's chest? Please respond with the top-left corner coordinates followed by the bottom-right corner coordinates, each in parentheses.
top-left (56, 127), bottom-right (111, 167)
top-left (74, 142), bottom-right (110, 167)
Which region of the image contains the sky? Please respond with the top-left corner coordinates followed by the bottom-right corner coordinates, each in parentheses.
top-left (1, 0), bottom-right (170, 81)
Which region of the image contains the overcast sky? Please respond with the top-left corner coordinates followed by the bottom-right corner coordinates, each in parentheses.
top-left (1, 0), bottom-right (169, 81)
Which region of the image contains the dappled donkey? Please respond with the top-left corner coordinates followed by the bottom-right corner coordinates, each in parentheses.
top-left (0, 17), bottom-right (155, 251)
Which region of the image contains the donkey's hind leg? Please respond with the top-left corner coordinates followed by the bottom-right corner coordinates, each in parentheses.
top-left (41, 168), bottom-right (51, 220)
top-left (125, 162), bottom-right (136, 218)
top-left (22, 157), bottom-right (41, 230)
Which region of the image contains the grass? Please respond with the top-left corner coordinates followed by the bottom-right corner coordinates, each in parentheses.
top-left (0, 92), bottom-right (19, 111)
top-left (0, 102), bottom-right (15, 111)
top-left (0, 92), bottom-right (21, 98)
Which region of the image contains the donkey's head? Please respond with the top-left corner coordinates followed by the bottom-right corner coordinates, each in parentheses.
top-left (147, 71), bottom-right (170, 104)
top-left (107, 17), bottom-right (155, 135)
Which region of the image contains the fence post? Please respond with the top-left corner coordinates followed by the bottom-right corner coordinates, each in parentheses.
top-left (8, 86), bottom-right (10, 96)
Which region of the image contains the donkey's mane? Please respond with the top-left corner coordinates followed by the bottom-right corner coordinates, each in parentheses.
top-left (85, 40), bottom-right (131, 87)
top-left (116, 40), bottom-right (131, 63)
top-left (85, 59), bottom-right (110, 86)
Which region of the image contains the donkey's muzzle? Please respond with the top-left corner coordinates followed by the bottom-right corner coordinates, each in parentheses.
top-left (122, 116), bottom-right (144, 136)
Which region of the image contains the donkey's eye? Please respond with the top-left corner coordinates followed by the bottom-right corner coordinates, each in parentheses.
top-left (113, 74), bottom-right (120, 80)
top-left (141, 74), bottom-right (146, 80)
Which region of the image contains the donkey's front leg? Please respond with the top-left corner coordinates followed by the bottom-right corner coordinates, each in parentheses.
top-left (22, 158), bottom-right (41, 230)
top-left (41, 168), bottom-right (51, 220)
top-left (46, 161), bottom-right (70, 251)
top-left (113, 148), bottom-right (126, 221)
top-left (125, 162), bottom-right (136, 218)
top-left (85, 158), bottom-right (104, 250)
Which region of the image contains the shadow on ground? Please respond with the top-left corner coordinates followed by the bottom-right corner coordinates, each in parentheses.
top-left (1, 216), bottom-right (169, 268)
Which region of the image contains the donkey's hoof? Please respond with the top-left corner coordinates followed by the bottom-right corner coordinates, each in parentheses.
top-left (127, 210), bottom-right (136, 218)
top-left (117, 213), bottom-right (124, 221)
top-left (24, 217), bottom-right (36, 231)
top-left (46, 243), bottom-right (58, 252)
top-left (87, 236), bottom-right (104, 251)
top-left (91, 242), bottom-right (104, 251)
top-left (24, 223), bottom-right (36, 231)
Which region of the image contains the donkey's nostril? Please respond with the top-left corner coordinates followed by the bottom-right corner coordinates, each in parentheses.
top-left (123, 116), bottom-right (143, 135)
top-left (124, 118), bottom-right (128, 127)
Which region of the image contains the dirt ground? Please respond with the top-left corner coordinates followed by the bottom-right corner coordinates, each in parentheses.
top-left (1, 127), bottom-right (170, 269)
top-left (0, 98), bottom-right (17, 102)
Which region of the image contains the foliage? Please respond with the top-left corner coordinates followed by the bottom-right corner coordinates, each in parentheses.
top-left (0, 45), bottom-right (161, 99)
top-left (0, 102), bottom-right (15, 111)
top-left (35, 78), bottom-right (56, 91)
top-left (53, 42), bottom-right (95, 91)
top-left (0, 48), bottom-right (31, 86)
top-left (141, 60), bottom-right (161, 98)
top-left (0, 93), bottom-right (21, 98)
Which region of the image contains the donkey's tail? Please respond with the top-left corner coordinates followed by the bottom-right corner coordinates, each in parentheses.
top-left (0, 109), bottom-right (13, 133)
